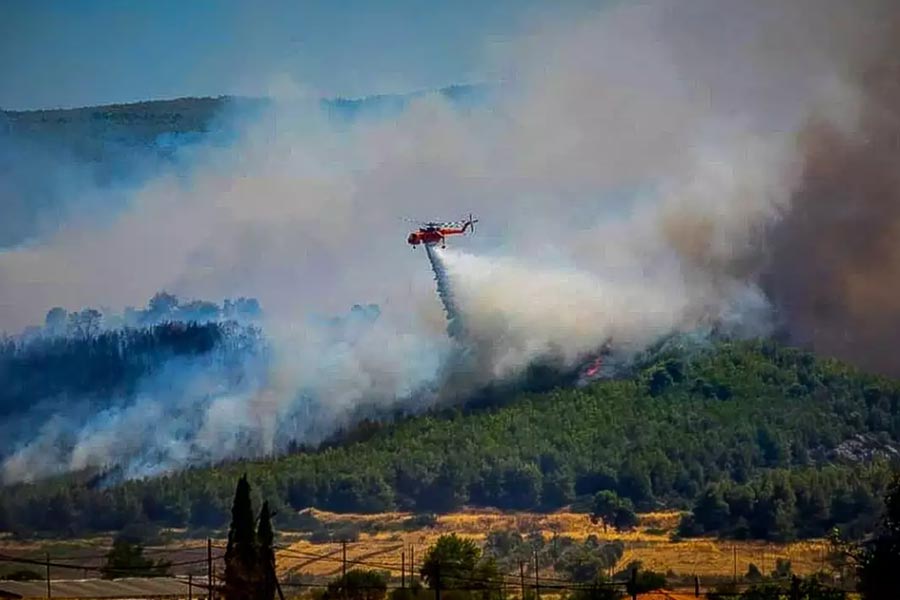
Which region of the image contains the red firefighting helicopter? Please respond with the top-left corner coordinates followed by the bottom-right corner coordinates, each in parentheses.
top-left (406, 214), bottom-right (478, 249)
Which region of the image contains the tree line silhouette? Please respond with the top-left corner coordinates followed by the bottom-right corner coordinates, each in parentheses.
top-left (0, 291), bottom-right (263, 416)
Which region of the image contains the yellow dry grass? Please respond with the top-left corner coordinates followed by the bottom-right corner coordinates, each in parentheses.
top-left (0, 509), bottom-right (828, 583)
top-left (276, 509), bottom-right (829, 580)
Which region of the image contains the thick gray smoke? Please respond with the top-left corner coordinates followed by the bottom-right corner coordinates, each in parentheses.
top-left (2, 0), bottom-right (898, 482)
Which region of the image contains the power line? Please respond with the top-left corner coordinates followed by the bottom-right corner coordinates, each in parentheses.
top-left (27, 540), bottom-right (616, 590)
top-left (7, 539), bottom-right (847, 596)
top-left (270, 547), bottom-right (405, 572)
top-left (0, 553), bottom-right (223, 572)
top-left (268, 545), bottom-right (621, 591)
top-left (275, 544), bottom-right (611, 588)
top-left (0, 544), bottom-right (211, 564)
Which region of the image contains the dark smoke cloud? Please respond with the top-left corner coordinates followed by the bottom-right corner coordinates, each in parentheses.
top-left (761, 10), bottom-right (900, 374)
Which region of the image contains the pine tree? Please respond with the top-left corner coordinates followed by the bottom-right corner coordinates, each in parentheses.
top-left (257, 501), bottom-right (276, 600)
top-left (857, 476), bottom-right (900, 599)
top-left (224, 475), bottom-right (258, 600)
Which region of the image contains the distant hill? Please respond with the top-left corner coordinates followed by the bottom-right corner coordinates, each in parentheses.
top-left (2, 340), bottom-right (897, 541)
top-left (2, 96), bottom-right (235, 140)
top-left (0, 84), bottom-right (490, 247)
top-left (0, 84), bottom-right (490, 166)
top-left (0, 83), bottom-right (490, 143)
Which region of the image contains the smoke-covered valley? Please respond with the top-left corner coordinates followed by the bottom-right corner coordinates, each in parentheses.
top-left (2, 0), bottom-right (900, 483)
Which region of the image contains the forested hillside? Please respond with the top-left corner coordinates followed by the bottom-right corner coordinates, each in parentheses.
top-left (2, 341), bottom-right (898, 541)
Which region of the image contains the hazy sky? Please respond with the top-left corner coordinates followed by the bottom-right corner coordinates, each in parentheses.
top-left (0, 0), bottom-right (606, 110)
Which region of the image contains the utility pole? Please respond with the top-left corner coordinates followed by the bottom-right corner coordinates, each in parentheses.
top-left (519, 561), bottom-right (525, 600)
top-left (434, 565), bottom-right (441, 600)
top-left (733, 545), bottom-right (738, 583)
top-left (410, 544), bottom-right (415, 585)
top-left (402, 551), bottom-right (406, 589)
top-left (630, 567), bottom-right (637, 600)
top-left (274, 577), bottom-right (286, 600)
top-left (207, 538), bottom-right (213, 600)
top-left (188, 574), bottom-right (193, 600)
top-left (790, 575), bottom-right (800, 600)
top-left (45, 553), bottom-right (51, 600)
top-left (342, 540), bottom-right (348, 600)
top-left (532, 549), bottom-right (540, 600)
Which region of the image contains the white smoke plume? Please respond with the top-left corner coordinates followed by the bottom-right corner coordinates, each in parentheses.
top-left (425, 245), bottom-right (463, 339)
top-left (1, 0), bottom-right (894, 481)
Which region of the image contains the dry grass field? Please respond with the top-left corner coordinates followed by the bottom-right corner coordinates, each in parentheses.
top-left (0, 509), bottom-right (831, 585)
top-left (275, 508), bottom-right (830, 581)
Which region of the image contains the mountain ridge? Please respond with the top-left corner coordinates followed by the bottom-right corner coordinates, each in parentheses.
top-left (0, 82), bottom-right (491, 119)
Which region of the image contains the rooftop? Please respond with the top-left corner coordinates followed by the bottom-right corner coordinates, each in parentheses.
top-left (0, 577), bottom-right (210, 600)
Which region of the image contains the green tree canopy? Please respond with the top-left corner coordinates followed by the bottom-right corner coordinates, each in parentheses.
top-left (326, 569), bottom-right (389, 600)
top-left (590, 491), bottom-right (637, 532)
top-left (420, 534), bottom-right (500, 594)
top-left (857, 475), bottom-right (900, 599)
top-left (100, 539), bottom-right (170, 579)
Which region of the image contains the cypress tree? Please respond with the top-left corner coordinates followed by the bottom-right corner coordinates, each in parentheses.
top-left (257, 501), bottom-right (276, 600)
top-left (224, 475), bottom-right (257, 600)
